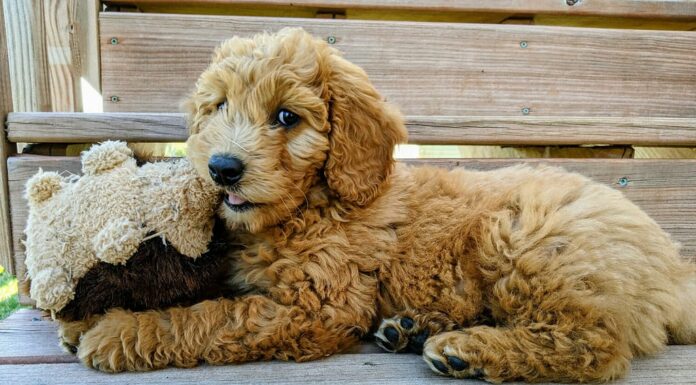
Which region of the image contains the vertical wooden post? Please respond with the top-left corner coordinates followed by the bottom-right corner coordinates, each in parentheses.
top-left (3, 0), bottom-right (51, 112)
top-left (1, 0), bottom-right (17, 274)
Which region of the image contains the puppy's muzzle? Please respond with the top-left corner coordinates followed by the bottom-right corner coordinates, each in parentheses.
top-left (208, 154), bottom-right (244, 187)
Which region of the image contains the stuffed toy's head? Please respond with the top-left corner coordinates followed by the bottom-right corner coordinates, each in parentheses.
top-left (23, 141), bottom-right (223, 316)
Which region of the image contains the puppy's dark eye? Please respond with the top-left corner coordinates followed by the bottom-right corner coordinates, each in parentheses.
top-left (217, 100), bottom-right (228, 111)
top-left (275, 109), bottom-right (300, 129)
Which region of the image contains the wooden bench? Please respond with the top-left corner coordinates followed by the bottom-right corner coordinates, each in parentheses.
top-left (1, 1), bottom-right (695, 383)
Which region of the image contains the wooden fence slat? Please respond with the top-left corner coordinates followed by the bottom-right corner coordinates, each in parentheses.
top-left (8, 156), bottom-right (696, 296)
top-left (1, 0), bottom-right (17, 274)
top-left (99, 13), bottom-right (696, 116)
top-left (8, 113), bottom-right (696, 146)
top-left (3, 0), bottom-right (51, 113)
top-left (105, 0), bottom-right (696, 20)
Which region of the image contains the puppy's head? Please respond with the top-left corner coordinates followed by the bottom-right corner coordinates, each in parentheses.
top-left (185, 28), bottom-right (406, 233)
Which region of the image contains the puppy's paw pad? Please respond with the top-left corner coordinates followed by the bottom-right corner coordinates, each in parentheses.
top-left (446, 355), bottom-right (469, 371)
top-left (423, 337), bottom-right (486, 379)
top-left (375, 317), bottom-right (410, 352)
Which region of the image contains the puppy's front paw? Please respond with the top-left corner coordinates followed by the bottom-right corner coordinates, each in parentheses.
top-left (77, 309), bottom-right (152, 372)
top-left (423, 331), bottom-right (489, 380)
top-left (57, 316), bottom-right (101, 355)
top-left (375, 311), bottom-right (456, 354)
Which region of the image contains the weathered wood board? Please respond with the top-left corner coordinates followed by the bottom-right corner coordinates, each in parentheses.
top-left (105, 0), bottom-right (696, 19)
top-left (1, 309), bottom-right (696, 385)
top-left (99, 13), bottom-right (696, 116)
top-left (7, 112), bottom-right (696, 146)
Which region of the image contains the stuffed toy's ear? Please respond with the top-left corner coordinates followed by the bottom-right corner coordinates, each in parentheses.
top-left (81, 141), bottom-right (134, 175)
top-left (25, 170), bottom-right (63, 206)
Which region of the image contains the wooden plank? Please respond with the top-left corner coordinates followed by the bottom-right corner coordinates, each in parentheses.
top-left (3, 0), bottom-right (99, 114)
top-left (2, 347), bottom-right (696, 384)
top-left (43, 0), bottom-right (79, 111)
top-left (1, 310), bottom-right (695, 384)
top-left (7, 113), bottom-right (696, 146)
top-left (74, 0), bottom-right (101, 112)
top-left (0, 309), bottom-right (73, 362)
top-left (107, 0), bottom-right (696, 20)
top-left (2, 0), bottom-right (51, 112)
top-left (0, 0), bottom-right (17, 274)
top-left (3, 350), bottom-right (696, 385)
top-left (99, 13), bottom-right (696, 116)
top-left (8, 156), bottom-right (696, 292)
top-left (2, 313), bottom-right (696, 385)
top-left (7, 112), bottom-right (188, 143)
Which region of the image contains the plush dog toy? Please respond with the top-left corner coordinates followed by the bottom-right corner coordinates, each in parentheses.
top-left (23, 141), bottom-right (231, 321)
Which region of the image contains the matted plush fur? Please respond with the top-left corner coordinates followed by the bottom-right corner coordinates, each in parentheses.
top-left (74, 29), bottom-right (696, 382)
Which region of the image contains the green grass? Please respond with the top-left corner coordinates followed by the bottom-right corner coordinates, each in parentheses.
top-left (0, 265), bottom-right (20, 320)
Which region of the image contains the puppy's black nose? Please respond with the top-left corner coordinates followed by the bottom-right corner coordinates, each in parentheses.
top-left (208, 154), bottom-right (244, 186)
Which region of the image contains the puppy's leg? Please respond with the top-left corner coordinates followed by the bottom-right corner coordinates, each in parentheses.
top-left (422, 316), bottom-right (631, 383)
top-left (56, 315), bottom-right (101, 354)
top-left (77, 294), bottom-right (373, 372)
top-left (375, 310), bottom-right (458, 354)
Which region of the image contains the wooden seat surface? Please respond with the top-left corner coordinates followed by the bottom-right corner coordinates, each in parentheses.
top-left (2, 309), bottom-right (696, 385)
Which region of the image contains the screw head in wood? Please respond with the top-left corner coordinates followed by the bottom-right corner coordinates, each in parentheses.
top-left (110, 95), bottom-right (120, 102)
top-left (521, 107), bottom-right (530, 115)
top-left (110, 37), bottom-right (119, 45)
top-left (519, 41), bottom-right (528, 48)
top-left (327, 36), bottom-right (337, 44)
top-left (618, 177), bottom-right (629, 187)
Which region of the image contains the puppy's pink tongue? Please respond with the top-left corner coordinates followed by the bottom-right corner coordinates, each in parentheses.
top-left (227, 192), bottom-right (247, 205)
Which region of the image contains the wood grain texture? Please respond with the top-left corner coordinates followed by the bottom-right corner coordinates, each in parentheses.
top-left (99, 13), bottom-right (696, 116)
top-left (0, 0), bottom-right (16, 274)
top-left (7, 113), bottom-right (696, 146)
top-left (2, 0), bottom-right (51, 112)
top-left (1, 312), bottom-right (696, 385)
top-left (8, 156), bottom-right (696, 294)
top-left (0, 309), bottom-right (70, 361)
top-left (106, 0), bottom-right (696, 19)
top-left (3, 350), bottom-right (696, 385)
top-left (7, 112), bottom-right (188, 142)
top-left (43, 0), bottom-right (79, 112)
top-left (73, 0), bottom-right (100, 112)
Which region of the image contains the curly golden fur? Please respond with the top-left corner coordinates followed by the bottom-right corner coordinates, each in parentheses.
top-left (75, 28), bottom-right (696, 382)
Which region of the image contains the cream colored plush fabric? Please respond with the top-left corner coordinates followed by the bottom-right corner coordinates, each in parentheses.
top-left (23, 141), bottom-right (220, 313)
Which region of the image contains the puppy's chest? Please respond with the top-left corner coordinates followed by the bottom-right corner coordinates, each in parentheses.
top-left (228, 224), bottom-right (394, 296)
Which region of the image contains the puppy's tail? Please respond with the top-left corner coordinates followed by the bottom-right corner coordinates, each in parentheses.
top-left (669, 272), bottom-right (696, 344)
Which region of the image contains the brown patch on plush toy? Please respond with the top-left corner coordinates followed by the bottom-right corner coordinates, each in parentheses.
top-left (57, 221), bottom-right (235, 322)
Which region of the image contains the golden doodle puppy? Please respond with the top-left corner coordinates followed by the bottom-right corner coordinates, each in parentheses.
top-left (76, 28), bottom-right (696, 382)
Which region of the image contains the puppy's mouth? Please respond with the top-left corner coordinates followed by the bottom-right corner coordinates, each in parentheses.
top-left (223, 191), bottom-right (256, 212)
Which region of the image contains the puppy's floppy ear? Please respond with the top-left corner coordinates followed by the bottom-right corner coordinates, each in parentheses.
top-left (323, 53), bottom-right (407, 206)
